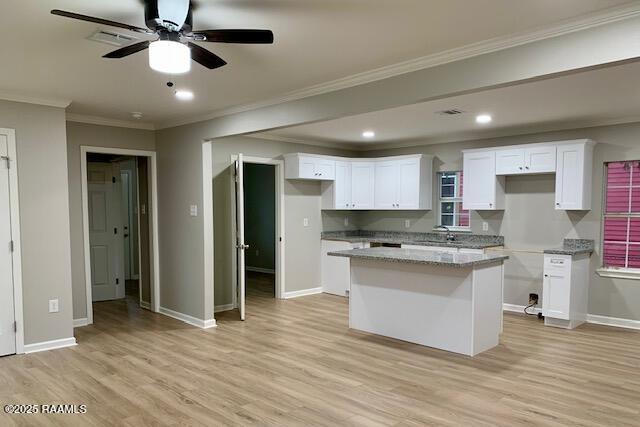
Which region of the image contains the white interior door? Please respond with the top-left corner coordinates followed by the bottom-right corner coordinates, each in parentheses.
top-left (235, 154), bottom-right (246, 320)
top-left (88, 163), bottom-right (125, 302)
top-left (0, 138), bottom-right (16, 356)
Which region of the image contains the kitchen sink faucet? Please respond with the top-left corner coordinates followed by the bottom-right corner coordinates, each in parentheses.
top-left (434, 225), bottom-right (456, 241)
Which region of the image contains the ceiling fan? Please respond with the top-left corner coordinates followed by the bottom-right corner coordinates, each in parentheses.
top-left (51, 0), bottom-right (274, 74)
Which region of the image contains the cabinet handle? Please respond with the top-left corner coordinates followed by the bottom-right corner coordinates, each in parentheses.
top-left (544, 274), bottom-right (549, 277)
top-left (519, 166), bottom-right (523, 170)
top-left (556, 203), bottom-right (560, 207)
top-left (525, 166), bottom-right (530, 170)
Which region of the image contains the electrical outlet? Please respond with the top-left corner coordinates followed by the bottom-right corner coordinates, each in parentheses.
top-left (49, 299), bottom-right (59, 313)
top-left (303, 218), bottom-right (309, 227)
top-left (405, 220), bottom-right (411, 229)
top-left (189, 205), bottom-right (198, 217)
top-left (344, 217), bottom-right (349, 227)
top-left (528, 293), bottom-right (539, 305)
top-left (482, 222), bottom-right (489, 232)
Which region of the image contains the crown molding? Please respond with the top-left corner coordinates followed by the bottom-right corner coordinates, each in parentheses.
top-left (0, 91), bottom-right (71, 109)
top-left (242, 133), bottom-right (360, 151)
top-left (157, 2), bottom-right (640, 130)
top-left (66, 113), bottom-right (156, 130)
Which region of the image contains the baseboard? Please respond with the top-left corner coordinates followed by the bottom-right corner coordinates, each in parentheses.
top-left (586, 313), bottom-right (640, 330)
top-left (73, 318), bottom-right (88, 328)
top-left (159, 306), bottom-right (217, 329)
top-left (214, 303), bottom-right (235, 313)
top-left (284, 287), bottom-right (323, 299)
top-left (503, 303), bottom-right (542, 315)
top-left (503, 303), bottom-right (640, 330)
top-left (246, 266), bottom-right (275, 274)
top-left (24, 337), bottom-right (77, 354)
top-left (139, 300), bottom-right (151, 310)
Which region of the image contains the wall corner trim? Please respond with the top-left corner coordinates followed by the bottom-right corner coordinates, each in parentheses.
top-left (159, 306), bottom-right (217, 329)
top-left (283, 287), bottom-right (323, 299)
top-left (23, 337), bottom-right (77, 354)
top-left (73, 318), bottom-right (88, 328)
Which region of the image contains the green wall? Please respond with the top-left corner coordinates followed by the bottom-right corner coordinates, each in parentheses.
top-left (244, 163), bottom-right (276, 271)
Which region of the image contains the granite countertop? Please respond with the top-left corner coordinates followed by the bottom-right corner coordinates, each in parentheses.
top-left (328, 247), bottom-right (509, 268)
top-left (543, 239), bottom-right (594, 256)
top-left (321, 230), bottom-right (504, 249)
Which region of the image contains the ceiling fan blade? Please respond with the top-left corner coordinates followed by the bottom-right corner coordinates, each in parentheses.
top-left (103, 41), bottom-right (151, 59)
top-left (188, 42), bottom-right (227, 69)
top-left (191, 29), bottom-right (274, 44)
top-left (51, 9), bottom-right (153, 34)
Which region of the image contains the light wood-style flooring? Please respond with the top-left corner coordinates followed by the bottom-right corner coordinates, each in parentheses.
top-left (1, 277), bottom-right (639, 426)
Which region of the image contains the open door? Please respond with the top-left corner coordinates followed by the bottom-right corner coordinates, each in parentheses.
top-left (235, 154), bottom-right (247, 320)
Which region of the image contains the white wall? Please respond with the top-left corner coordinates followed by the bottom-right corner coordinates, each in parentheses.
top-left (66, 121), bottom-right (155, 320)
top-left (0, 100), bottom-right (73, 345)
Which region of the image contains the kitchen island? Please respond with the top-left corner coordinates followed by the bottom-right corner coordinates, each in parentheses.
top-left (328, 247), bottom-right (509, 356)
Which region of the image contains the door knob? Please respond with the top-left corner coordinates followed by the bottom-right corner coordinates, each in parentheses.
top-left (237, 243), bottom-right (250, 250)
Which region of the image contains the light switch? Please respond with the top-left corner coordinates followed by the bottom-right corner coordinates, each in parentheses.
top-left (405, 220), bottom-right (411, 229)
top-left (49, 299), bottom-right (59, 313)
top-left (303, 218), bottom-right (309, 227)
top-left (190, 205), bottom-right (198, 217)
top-left (482, 222), bottom-right (489, 231)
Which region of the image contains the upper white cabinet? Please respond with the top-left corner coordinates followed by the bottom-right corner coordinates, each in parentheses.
top-left (555, 141), bottom-right (594, 210)
top-left (374, 156), bottom-right (432, 210)
top-left (284, 154), bottom-right (335, 180)
top-left (463, 139), bottom-right (594, 211)
top-left (318, 154), bottom-right (432, 211)
top-left (495, 145), bottom-right (556, 175)
top-left (463, 151), bottom-right (505, 210)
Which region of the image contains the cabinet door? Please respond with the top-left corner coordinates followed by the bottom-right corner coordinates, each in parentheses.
top-left (495, 149), bottom-right (525, 175)
top-left (351, 162), bottom-right (375, 209)
top-left (334, 161), bottom-right (352, 209)
top-left (297, 156), bottom-right (317, 179)
top-left (555, 144), bottom-right (583, 209)
top-left (463, 152), bottom-right (496, 210)
top-left (542, 256), bottom-right (571, 320)
top-left (374, 160), bottom-right (400, 209)
top-left (525, 146), bottom-right (556, 173)
top-left (321, 240), bottom-right (351, 296)
top-left (397, 158), bottom-right (421, 209)
top-left (315, 159), bottom-right (336, 180)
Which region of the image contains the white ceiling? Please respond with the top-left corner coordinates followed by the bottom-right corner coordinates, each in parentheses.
top-left (258, 60), bottom-right (640, 149)
top-left (1, 0), bottom-right (634, 125)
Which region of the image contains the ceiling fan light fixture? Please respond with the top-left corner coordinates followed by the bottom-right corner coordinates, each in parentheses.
top-left (149, 40), bottom-right (191, 74)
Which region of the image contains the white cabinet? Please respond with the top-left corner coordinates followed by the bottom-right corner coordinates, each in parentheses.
top-left (542, 253), bottom-right (589, 329)
top-left (374, 156), bottom-right (432, 210)
top-left (350, 162), bottom-right (375, 209)
top-left (321, 240), bottom-right (368, 296)
top-left (495, 145), bottom-right (556, 175)
top-left (555, 142), bottom-right (593, 210)
top-left (285, 154), bottom-right (335, 180)
top-left (462, 151), bottom-right (505, 210)
top-left (321, 155), bottom-right (431, 211)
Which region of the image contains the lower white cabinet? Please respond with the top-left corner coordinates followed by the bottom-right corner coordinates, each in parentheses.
top-left (321, 240), bottom-right (369, 296)
top-left (542, 253), bottom-right (589, 329)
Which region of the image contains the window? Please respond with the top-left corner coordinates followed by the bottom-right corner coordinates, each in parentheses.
top-left (437, 171), bottom-right (470, 230)
top-left (602, 161), bottom-right (640, 271)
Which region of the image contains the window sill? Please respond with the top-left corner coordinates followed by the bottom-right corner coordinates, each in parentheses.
top-left (596, 268), bottom-right (640, 280)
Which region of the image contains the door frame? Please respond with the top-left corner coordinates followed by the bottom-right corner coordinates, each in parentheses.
top-left (1, 128), bottom-right (24, 354)
top-left (80, 146), bottom-right (160, 324)
top-left (230, 155), bottom-right (286, 303)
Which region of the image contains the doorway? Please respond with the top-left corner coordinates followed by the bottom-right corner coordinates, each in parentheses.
top-left (0, 128), bottom-right (23, 356)
top-left (81, 147), bottom-right (159, 324)
top-left (229, 154), bottom-right (285, 321)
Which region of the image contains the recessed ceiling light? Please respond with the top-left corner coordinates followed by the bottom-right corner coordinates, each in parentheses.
top-left (362, 130), bottom-right (375, 138)
top-left (476, 114), bottom-right (492, 124)
top-left (175, 90), bottom-right (194, 101)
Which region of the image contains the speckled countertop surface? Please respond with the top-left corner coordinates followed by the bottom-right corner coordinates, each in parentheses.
top-left (321, 230), bottom-right (504, 249)
top-left (543, 239), bottom-right (594, 256)
top-left (328, 247), bottom-right (509, 268)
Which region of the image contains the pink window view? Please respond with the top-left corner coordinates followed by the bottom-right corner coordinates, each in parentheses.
top-left (603, 161), bottom-right (640, 269)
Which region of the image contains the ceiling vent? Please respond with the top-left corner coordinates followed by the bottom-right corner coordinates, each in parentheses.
top-left (88, 30), bottom-right (138, 47)
top-left (435, 109), bottom-right (465, 116)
